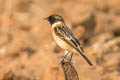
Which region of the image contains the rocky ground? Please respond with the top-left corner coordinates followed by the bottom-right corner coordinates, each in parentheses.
top-left (0, 0), bottom-right (120, 80)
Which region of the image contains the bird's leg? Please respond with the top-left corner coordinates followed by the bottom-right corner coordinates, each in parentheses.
top-left (69, 53), bottom-right (73, 62)
top-left (61, 51), bottom-right (69, 64)
top-left (63, 51), bottom-right (69, 61)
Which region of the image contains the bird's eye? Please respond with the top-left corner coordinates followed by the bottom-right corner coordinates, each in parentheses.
top-left (51, 17), bottom-right (54, 20)
top-left (50, 17), bottom-right (55, 21)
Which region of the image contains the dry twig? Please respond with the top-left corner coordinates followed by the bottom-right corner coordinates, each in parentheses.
top-left (61, 53), bottom-right (79, 80)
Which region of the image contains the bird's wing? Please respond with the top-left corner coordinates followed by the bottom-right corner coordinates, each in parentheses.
top-left (54, 25), bottom-right (84, 53)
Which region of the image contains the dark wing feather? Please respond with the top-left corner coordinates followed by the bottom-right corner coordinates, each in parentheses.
top-left (65, 26), bottom-right (84, 52)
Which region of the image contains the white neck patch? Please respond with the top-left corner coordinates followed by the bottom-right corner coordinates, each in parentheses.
top-left (52, 21), bottom-right (62, 27)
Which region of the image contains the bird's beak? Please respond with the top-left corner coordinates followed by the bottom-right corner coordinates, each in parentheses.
top-left (43, 17), bottom-right (49, 20)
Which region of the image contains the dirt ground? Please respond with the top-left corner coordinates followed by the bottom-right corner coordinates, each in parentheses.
top-left (0, 0), bottom-right (120, 80)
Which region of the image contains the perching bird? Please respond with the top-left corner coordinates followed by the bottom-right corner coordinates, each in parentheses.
top-left (44, 14), bottom-right (93, 66)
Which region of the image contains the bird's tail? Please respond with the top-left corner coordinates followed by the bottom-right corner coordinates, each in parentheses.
top-left (76, 48), bottom-right (93, 66)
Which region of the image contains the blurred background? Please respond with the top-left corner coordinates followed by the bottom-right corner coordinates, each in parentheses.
top-left (0, 0), bottom-right (120, 80)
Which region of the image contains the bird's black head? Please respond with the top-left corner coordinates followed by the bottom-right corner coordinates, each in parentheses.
top-left (44, 14), bottom-right (64, 25)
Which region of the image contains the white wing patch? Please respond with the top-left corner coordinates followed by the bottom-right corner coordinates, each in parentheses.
top-left (66, 37), bottom-right (71, 40)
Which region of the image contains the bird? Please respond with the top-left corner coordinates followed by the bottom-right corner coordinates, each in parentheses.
top-left (44, 14), bottom-right (93, 66)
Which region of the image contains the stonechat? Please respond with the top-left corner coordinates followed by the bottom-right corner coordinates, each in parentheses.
top-left (44, 14), bottom-right (93, 66)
